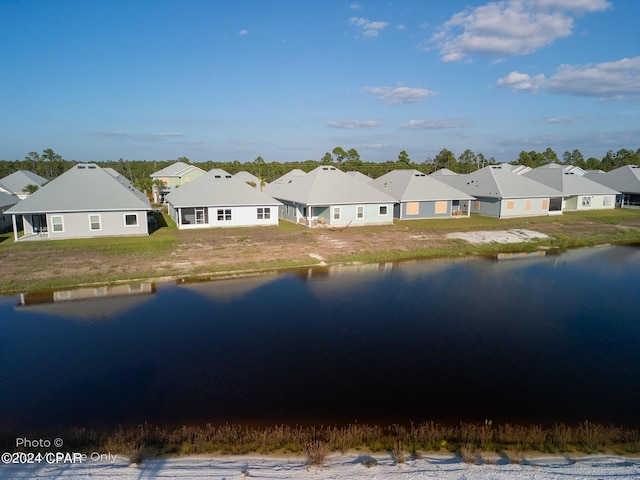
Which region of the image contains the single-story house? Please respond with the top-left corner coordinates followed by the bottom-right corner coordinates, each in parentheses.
top-left (369, 169), bottom-right (474, 219)
top-left (0, 170), bottom-right (48, 199)
top-left (150, 161), bottom-right (207, 202)
top-left (523, 163), bottom-right (619, 211)
top-left (264, 166), bottom-right (395, 227)
top-left (0, 191), bottom-right (19, 232)
top-left (5, 163), bottom-right (151, 241)
top-left (433, 165), bottom-right (563, 218)
top-left (166, 170), bottom-right (280, 229)
top-left (585, 165), bottom-right (640, 207)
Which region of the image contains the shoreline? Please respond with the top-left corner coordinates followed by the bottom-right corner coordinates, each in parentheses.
top-left (2, 451), bottom-right (640, 480)
top-left (2, 209), bottom-right (640, 295)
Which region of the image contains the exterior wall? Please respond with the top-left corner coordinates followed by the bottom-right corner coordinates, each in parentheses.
top-left (39, 211), bottom-right (149, 239)
top-left (470, 197), bottom-right (502, 217)
top-left (566, 194), bottom-right (615, 211)
top-left (278, 201), bottom-right (299, 223)
top-left (398, 200), bottom-right (455, 219)
top-left (1, 212), bottom-right (14, 232)
top-left (181, 169), bottom-right (205, 184)
top-left (277, 201), bottom-right (394, 227)
top-left (499, 197), bottom-right (550, 218)
top-left (173, 205), bottom-right (279, 229)
top-left (326, 203), bottom-right (393, 226)
top-left (471, 197), bottom-right (551, 218)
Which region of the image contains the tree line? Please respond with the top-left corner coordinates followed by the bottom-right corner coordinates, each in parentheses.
top-left (2, 146), bottom-right (639, 190)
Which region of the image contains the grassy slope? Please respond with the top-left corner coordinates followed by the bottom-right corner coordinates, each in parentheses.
top-left (1, 209), bottom-right (639, 294)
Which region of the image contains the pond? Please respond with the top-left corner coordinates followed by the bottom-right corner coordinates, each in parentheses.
top-left (1, 244), bottom-right (640, 432)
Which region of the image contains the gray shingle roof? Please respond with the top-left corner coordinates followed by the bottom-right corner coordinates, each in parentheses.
top-left (0, 170), bottom-right (48, 195)
top-left (6, 164), bottom-right (151, 214)
top-left (233, 171), bottom-right (262, 187)
top-left (346, 171), bottom-right (372, 183)
top-left (264, 166), bottom-right (396, 205)
top-left (150, 162), bottom-right (206, 178)
top-left (165, 170), bottom-right (280, 207)
top-left (0, 191), bottom-right (18, 210)
top-left (269, 169), bottom-right (307, 185)
top-left (436, 165), bottom-right (563, 198)
top-left (369, 169), bottom-right (474, 202)
top-left (524, 164), bottom-right (619, 196)
top-left (586, 165), bottom-right (640, 194)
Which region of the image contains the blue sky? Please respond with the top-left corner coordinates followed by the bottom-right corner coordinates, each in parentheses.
top-left (1, 0), bottom-right (638, 164)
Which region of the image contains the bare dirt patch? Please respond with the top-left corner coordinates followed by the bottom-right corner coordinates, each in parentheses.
top-left (446, 229), bottom-right (550, 244)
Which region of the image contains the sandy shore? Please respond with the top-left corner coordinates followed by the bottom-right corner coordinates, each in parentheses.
top-left (2, 452), bottom-right (640, 479)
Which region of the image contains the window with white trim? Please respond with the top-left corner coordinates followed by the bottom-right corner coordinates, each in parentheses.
top-left (51, 216), bottom-right (64, 232)
top-left (379, 205), bottom-right (388, 216)
top-left (581, 196), bottom-right (592, 207)
top-left (333, 207), bottom-right (341, 220)
top-left (603, 196), bottom-right (612, 206)
top-left (257, 207), bottom-right (271, 219)
top-left (217, 209), bottom-right (232, 221)
top-left (89, 215), bottom-right (101, 231)
top-left (356, 206), bottom-right (364, 219)
top-left (125, 214), bottom-right (138, 226)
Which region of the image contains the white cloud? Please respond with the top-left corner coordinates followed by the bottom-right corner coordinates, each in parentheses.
top-left (94, 131), bottom-right (185, 141)
top-left (401, 119), bottom-right (470, 129)
top-left (534, 0), bottom-right (611, 14)
top-left (349, 3), bottom-right (361, 10)
top-left (363, 86), bottom-right (436, 104)
top-left (326, 120), bottom-right (381, 129)
top-left (238, 29), bottom-right (249, 36)
top-left (544, 116), bottom-right (575, 123)
top-left (496, 71), bottom-right (546, 92)
top-left (497, 56), bottom-right (640, 99)
top-left (430, 0), bottom-right (609, 62)
top-left (348, 16), bottom-right (389, 37)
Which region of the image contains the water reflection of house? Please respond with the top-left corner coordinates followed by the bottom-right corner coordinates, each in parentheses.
top-left (16, 282), bottom-right (156, 320)
top-left (176, 274), bottom-right (280, 302)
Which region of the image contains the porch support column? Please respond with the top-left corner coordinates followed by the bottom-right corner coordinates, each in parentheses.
top-left (307, 206), bottom-right (312, 228)
top-left (11, 215), bottom-right (18, 242)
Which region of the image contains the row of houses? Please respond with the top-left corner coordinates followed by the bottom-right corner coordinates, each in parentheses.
top-left (2, 162), bottom-right (640, 241)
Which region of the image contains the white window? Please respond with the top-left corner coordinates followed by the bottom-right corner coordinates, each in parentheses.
top-left (603, 196), bottom-right (612, 206)
top-left (89, 215), bottom-right (101, 231)
top-left (125, 214), bottom-right (138, 226)
top-left (357, 206), bottom-right (364, 219)
top-left (51, 216), bottom-right (64, 232)
top-left (379, 205), bottom-right (388, 216)
top-left (257, 207), bottom-right (271, 219)
top-left (581, 196), bottom-right (592, 207)
top-left (217, 209), bottom-right (232, 221)
top-left (333, 207), bottom-right (341, 220)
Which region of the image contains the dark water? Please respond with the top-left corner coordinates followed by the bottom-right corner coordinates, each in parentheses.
top-left (1, 244), bottom-right (640, 432)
